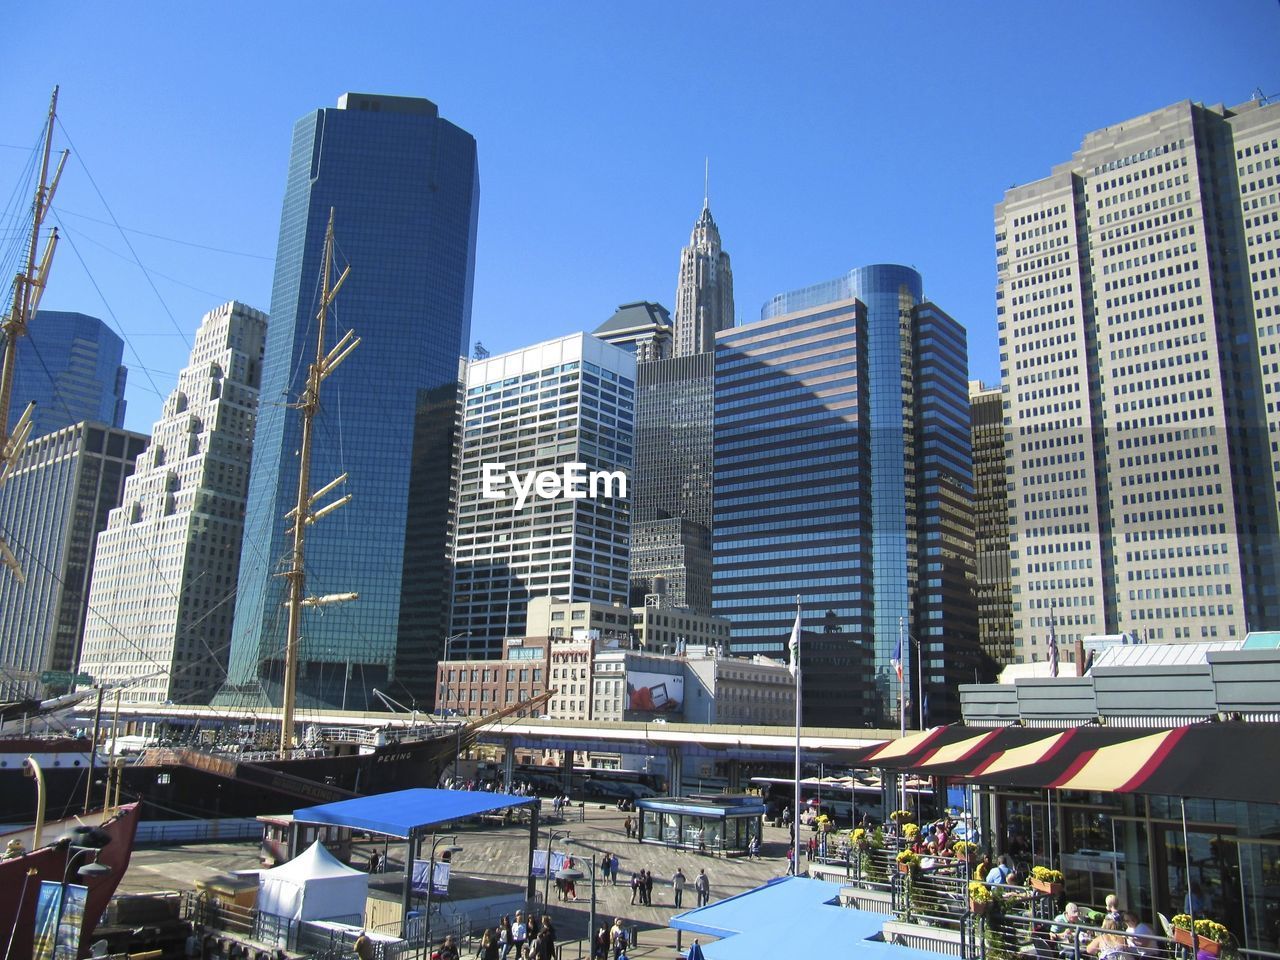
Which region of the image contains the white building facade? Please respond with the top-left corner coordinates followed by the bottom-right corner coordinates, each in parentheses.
top-left (79, 301), bottom-right (267, 703)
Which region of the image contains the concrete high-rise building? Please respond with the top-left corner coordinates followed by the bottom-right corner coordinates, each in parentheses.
top-left (673, 201), bottom-right (734, 357)
top-left (998, 98), bottom-right (1280, 663)
top-left (449, 333), bottom-right (634, 660)
top-left (79, 302), bottom-right (267, 704)
top-left (593, 302), bottom-right (672, 363)
top-left (7, 311), bottom-right (126, 439)
top-left (221, 92), bottom-right (479, 710)
top-left (715, 265), bottom-right (979, 727)
top-left (0, 422), bottom-right (147, 698)
top-left (970, 380), bottom-right (1015, 665)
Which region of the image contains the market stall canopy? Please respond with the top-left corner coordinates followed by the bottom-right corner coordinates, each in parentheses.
top-left (294, 788), bottom-right (537, 839)
top-left (257, 840), bottom-right (367, 922)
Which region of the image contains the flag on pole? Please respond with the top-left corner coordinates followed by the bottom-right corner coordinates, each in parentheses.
top-left (891, 629), bottom-right (903, 683)
top-left (1048, 608), bottom-right (1060, 678)
top-left (788, 609), bottom-right (801, 679)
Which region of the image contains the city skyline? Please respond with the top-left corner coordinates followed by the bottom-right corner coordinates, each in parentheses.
top-left (3, 4), bottom-right (1274, 435)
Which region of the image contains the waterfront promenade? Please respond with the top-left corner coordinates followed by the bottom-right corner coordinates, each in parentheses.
top-left (119, 798), bottom-right (804, 957)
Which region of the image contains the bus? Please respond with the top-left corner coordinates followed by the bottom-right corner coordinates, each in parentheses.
top-left (507, 764), bottom-right (665, 799)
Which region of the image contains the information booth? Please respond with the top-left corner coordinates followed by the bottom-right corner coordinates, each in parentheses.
top-left (635, 794), bottom-right (764, 855)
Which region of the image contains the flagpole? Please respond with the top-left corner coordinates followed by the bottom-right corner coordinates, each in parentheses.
top-left (898, 617), bottom-right (906, 818)
top-left (792, 596), bottom-right (802, 876)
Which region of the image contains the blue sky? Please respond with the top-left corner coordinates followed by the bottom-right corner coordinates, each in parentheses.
top-left (3, 1), bottom-right (1277, 433)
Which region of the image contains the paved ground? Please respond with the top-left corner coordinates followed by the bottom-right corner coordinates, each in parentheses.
top-left (120, 799), bottom-right (806, 957)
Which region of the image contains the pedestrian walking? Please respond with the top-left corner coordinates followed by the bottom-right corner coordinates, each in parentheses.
top-left (629, 871), bottom-right (640, 905)
top-left (610, 852), bottom-right (620, 885)
top-left (747, 836), bottom-right (759, 860)
top-left (694, 868), bottom-right (710, 907)
top-left (624, 816), bottom-right (634, 839)
top-left (671, 867), bottom-right (687, 908)
top-left (644, 869), bottom-right (655, 905)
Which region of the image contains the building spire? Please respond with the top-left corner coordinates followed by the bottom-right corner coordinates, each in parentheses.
top-left (703, 156), bottom-right (709, 210)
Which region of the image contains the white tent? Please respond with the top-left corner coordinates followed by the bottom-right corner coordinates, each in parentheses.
top-left (257, 840), bottom-right (368, 922)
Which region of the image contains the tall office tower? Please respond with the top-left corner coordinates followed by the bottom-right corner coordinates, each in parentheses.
top-left (593, 302), bottom-right (673, 362)
top-left (998, 98), bottom-right (1280, 663)
top-left (715, 265), bottom-right (978, 727)
top-left (221, 93), bottom-right (479, 710)
top-left (7, 311), bottom-right (126, 438)
top-left (970, 380), bottom-right (1015, 664)
top-left (0, 423), bottom-right (147, 698)
top-left (629, 352), bottom-right (715, 612)
top-left (78, 302), bottom-right (267, 704)
top-left (673, 200), bottom-right (734, 357)
top-left (449, 333), bottom-right (634, 661)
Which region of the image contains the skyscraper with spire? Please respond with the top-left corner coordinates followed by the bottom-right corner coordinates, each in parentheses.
top-left (673, 179), bottom-right (734, 358)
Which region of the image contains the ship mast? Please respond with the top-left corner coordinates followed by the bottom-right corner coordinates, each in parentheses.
top-left (279, 209), bottom-right (360, 755)
top-left (1, 86), bottom-right (69, 582)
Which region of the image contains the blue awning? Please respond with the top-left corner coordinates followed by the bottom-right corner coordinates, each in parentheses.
top-left (293, 788), bottom-right (536, 838)
top-left (669, 876), bottom-right (952, 960)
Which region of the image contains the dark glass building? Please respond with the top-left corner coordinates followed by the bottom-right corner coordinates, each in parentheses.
top-left (969, 380), bottom-right (1014, 665)
top-left (222, 93), bottom-right (478, 710)
top-left (715, 265), bottom-right (978, 727)
top-left (7, 311), bottom-right (126, 438)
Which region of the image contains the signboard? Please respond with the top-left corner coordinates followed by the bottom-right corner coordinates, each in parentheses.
top-left (411, 859), bottom-right (450, 897)
top-left (530, 849), bottom-right (569, 879)
top-left (624, 670), bottom-right (684, 721)
top-left (39, 671), bottom-right (93, 686)
top-left (33, 882), bottom-right (87, 960)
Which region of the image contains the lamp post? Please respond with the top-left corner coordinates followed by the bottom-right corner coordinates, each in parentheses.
top-left (49, 826), bottom-right (112, 959)
top-left (556, 850), bottom-right (595, 959)
top-left (437, 632), bottom-right (469, 721)
top-left (421, 835), bottom-right (462, 958)
top-left (542, 829), bottom-right (570, 908)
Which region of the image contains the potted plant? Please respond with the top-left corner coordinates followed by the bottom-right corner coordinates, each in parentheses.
top-left (952, 840), bottom-right (979, 862)
top-left (1170, 915), bottom-right (1234, 957)
top-left (902, 822), bottom-right (921, 842)
top-left (897, 850), bottom-right (922, 874)
top-left (968, 880), bottom-right (995, 915)
top-left (890, 809), bottom-right (915, 825)
top-left (1029, 866), bottom-right (1065, 896)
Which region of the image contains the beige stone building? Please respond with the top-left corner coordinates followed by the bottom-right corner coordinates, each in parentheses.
top-left (997, 97), bottom-right (1280, 664)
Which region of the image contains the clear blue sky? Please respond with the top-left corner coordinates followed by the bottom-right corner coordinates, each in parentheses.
top-left (4, 1), bottom-right (1277, 433)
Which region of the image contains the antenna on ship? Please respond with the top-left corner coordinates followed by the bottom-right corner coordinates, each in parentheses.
top-left (0, 86), bottom-right (69, 582)
top-left (279, 208), bottom-right (360, 755)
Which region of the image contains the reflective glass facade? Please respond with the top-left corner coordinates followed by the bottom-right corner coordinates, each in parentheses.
top-left (9, 311), bottom-right (126, 438)
top-left (222, 94), bottom-right (478, 710)
top-left (718, 265), bottom-right (977, 727)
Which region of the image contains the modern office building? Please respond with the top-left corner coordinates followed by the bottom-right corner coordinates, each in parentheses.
top-left (673, 200), bottom-right (734, 358)
top-left (970, 380), bottom-right (1015, 664)
top-left (714, 265), bottom-right (979, 728)
top-left (0, 422), bottom-right (147, 698)
top-left (78, 302), bottom-right (267, 704)
top-left (6, 310), bottom-right (126, 439)
top-left (221, 92), bottom-right (479, 710)
top-left (997, 97), bottom-right (1280, 663)
top-left (593, 301), bottom-right (672, 363)
top-left (449, 333), bottom-right (634, 660)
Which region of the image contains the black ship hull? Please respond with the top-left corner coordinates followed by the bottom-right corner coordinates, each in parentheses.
top-left (0, 734), bottom-right (456, 825)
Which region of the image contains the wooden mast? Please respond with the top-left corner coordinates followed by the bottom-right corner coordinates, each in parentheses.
top-left (279, 208), bottom-right (360, 755)
top-left (1, 86), bottom-right (69, 582)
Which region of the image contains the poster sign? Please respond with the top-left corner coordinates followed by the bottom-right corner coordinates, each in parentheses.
top-left (624, 670), bottom-right (683, 720)
top-left (33, 882), bottom-right (87, 960)
top-left (411, 860), bottom-right (451, 897)
top-left (530, 849), bottom-right (568, 878)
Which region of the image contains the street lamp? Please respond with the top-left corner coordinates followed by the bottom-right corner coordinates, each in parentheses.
top-left (556, 849), bottom-right (596, 959)
top-left (542, 829), bottom-right (571, 908)
top-left (49, 826), bottom-right (112, 957)
top-left (421, 835), bottom-right (462, 957)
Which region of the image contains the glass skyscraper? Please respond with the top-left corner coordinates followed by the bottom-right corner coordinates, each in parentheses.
top-left (221, 93), bottom-right (479, 710)
top-left (7, 310), bottom-right (126, 438)
top-left (715, 265), bottom-right (977, 727)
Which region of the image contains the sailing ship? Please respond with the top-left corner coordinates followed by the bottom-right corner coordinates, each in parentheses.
top-left (0, 91), bottom-right (544, 828)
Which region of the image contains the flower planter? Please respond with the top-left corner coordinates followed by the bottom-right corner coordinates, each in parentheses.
top-left (1173, 927), bottom-right (1221, 957)
top-left (969, 898), bottom-right (990, 916)
top-left (898, 862), bottom-right (916, 875)
top-left (1030, 877), bottom-right (1064, 896)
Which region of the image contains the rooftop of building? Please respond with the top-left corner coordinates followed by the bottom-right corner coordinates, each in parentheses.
top-left (336, 92), bottom-right (439, 117)
top-left (594, 301), bottom-right (673, 336)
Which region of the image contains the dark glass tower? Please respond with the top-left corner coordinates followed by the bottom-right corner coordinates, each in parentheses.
top-left (221, 93), bottom-right (478, 710)
top-left (8, 311), bottom-right (126, 438)
top-left (716, 265), bottom-right (977, 727)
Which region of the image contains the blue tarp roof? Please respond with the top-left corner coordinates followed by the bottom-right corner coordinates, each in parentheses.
top-left (670, 876), bottom-right (952, 960)
top-left (293, 788), bottom-right (536, 838)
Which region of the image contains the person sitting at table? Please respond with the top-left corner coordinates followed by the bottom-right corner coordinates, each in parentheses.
top-left (1122, 912), bottom-right (1159, 958)
top-left (1052, 903), bottom-right (1084, 948)
top-left (1087, 917), bottom-right (1128, 960)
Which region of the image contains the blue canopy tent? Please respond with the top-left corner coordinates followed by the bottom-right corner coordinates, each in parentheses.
top-left (293, 788), bottom-right (540, 935)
